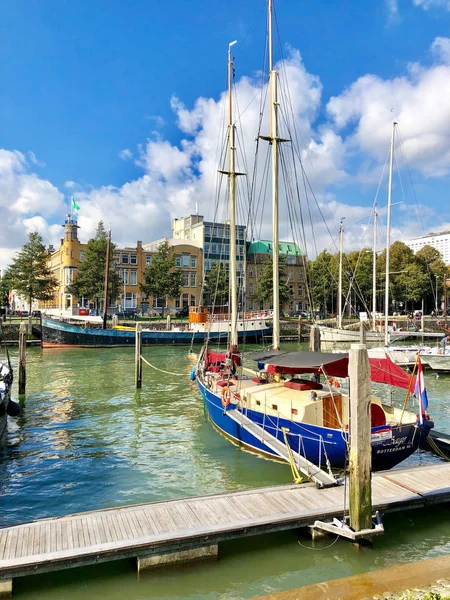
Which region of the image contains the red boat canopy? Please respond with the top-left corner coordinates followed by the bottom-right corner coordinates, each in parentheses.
top-left (248, 351), bottom-right (350, 378)
top-left (247, 350), bottom-right (413, 390)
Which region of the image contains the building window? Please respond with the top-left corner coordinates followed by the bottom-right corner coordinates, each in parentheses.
top-left (122, 270), bottom-right (129, 285)
top-left (176, 255), bottom-right (181, 268)
top-left (248, 300), bottom-right (253, 310)
top-left (299, 271), bottom-right (304, 281)
top-left (122, 253), bottom-right (129, 264)
top-left (190, 272), bottom-right (196, 287)
top-left (298, 286), bottom-right (303, 296)
top-left (64, 268), bottom-right (73, 286)
top-left (182, 293), bottom-right (189, 307)
top-left (125, 293), bottom-right (136, 308)
top-left (191, 256), bottom-right (197, 268)
top-left (130, 254), bottom-right (137, 265)
top-left (175, 298), bottom-right (181, 308)
top-left (183, 272), bottom-right (189, 287)
top-left (130, 271), bottom-right (137, 286)
top-left (249, 285), bottom-right (254, 295)
top-left (190, 294), bottom-right (196, 306)
top-left (146, 255), bottom-right (151, 266)
top-left (249, 268), bottom-right (254, 278)
top-left (182, 255), bottom-right (189, 268)
top-left (80, 252), bottom-right (85, 262)
top-left (287, 255), bottom-right (296, 264)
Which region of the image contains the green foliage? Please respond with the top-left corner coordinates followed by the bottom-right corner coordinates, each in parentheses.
top-left (307, 250), bottom-right (338, 314)
top-left (254, 258), bottom-right (290, 308)
top-left (0, 269), bottom-right (13, 306)
top-left (308, 240), bottom-right (450, 315)
top-left (203, 263), bottom-right (229, 306)
top-left (69, 222), bottom-right (120, 304)
top-left (8, 232), bottom-right (58, 308)
top-left (140, 241), bottom-right (182, 316)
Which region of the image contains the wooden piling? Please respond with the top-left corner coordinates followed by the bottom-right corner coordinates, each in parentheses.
top-left (359, 322), bottom-right (366, 344)
top-left (348, 343), bottom-right (372, 532)
top-left (309, 325), bottom-right (321, 352)
top-left (166, 315), bottom-right (171, 331)
top-left (298, 316), bottom-right (302, 342)
top-left (135, 323), bottom-right (142, 389)
top-left (112, 315), bottom-right (118, 329)
top-left (18, 323), bottom-right (27, 396)
top-left (0, 578), bottom-right (12, 597)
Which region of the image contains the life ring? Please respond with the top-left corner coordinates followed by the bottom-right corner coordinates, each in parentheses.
top-left (328, 377), bottom-right (340, 389)
top-left (221, 387), bottom-right (231, 408)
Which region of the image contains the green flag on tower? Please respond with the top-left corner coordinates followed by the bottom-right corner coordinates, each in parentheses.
top-left (71, 196), bottom-right (80, 212)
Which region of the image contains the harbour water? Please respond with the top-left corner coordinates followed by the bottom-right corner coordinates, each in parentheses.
top-left (1, 343), bottom-right (450, 599)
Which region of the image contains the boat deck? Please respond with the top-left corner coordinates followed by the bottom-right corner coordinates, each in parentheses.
top-left (1, 462), bottom-right (450, 585)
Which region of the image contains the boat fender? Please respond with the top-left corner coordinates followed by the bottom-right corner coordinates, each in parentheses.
top-left (7, 401), bottom-right (20, 417)
top-left (328, 377), bottom-right (340, 388)
top-left (190, 366), bottom-right (196, 381)
top-left (221, 387), bottom-right (231, 408)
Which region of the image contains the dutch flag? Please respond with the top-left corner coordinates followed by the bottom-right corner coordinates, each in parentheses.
top-left (414, 356), bottom-right (428, 424)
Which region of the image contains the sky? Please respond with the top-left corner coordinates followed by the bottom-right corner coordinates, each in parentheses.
top-left (1, 0), bottom-right (450, 271)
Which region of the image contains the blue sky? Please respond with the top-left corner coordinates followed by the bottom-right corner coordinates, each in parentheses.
top-left (1, 0), bottom-right (450, 269)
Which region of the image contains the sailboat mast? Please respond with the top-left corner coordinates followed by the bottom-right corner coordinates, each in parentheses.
top-left (384, 121), bottom-right (396, 346)
top-left (228, 41), bottom-right (238, 347)
top-left (337, 218), bottom-right (344, 330)
top-left (269, 0), bottom-right (280, 350)
top-left (102, 226), bottom-right (111, 330)
top-left (372, 207), bottom-right (378, 332)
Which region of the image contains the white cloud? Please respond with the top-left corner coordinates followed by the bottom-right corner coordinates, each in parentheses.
top-left (431, 37), bottom-right (450, 64)
top-left (326, 39), bottom-right (450, 178)
top-left (119, 148), bottom-right (133, 160)
top-left (386, 0), bottom-right (401, 24)
top-left (413, 0), bottom-right (450, 9)
top-left (2, 40), bottom-right (450, 271)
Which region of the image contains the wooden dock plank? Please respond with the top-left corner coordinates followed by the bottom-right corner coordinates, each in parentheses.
top-left (1, 462), bottom-right (450, 580)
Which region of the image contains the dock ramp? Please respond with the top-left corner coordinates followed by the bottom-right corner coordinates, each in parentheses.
top-left (226, 409), bottom-right (337, 488)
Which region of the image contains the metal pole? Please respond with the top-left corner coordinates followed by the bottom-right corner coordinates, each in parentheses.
top-left (435, 276), bottom-right (439, 314)
top-left (270, 0), bottom-right (280, 350)
top-left (372, 208), bottom-right (377, 332)
top-left (228, 41), bottom-right (238, 348)
top-left (338, 218), bottom-right (344, 330)
top-left (384, 122), bottom-right (397, 346)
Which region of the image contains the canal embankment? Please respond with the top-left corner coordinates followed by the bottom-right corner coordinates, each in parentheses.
top-left (256, 554), bottom-right (450, 600)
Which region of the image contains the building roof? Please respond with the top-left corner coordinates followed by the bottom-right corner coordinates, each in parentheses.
top-left (407, 231), bottom-right (450, 242)
top-left (247, 240), bottom-right (303, 256)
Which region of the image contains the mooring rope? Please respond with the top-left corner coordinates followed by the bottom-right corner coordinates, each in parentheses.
top-left (427, 434), bottom-right (450, 462)
top-left (140, 355), bottom-right (181, 377)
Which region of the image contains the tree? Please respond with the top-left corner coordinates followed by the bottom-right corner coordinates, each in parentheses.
top-left (254, 258), bottom-right (290, 309)
top-left (203, 263), bottom-right (229, 307)
top-left (140, 241), bottom-right (182, 317)
top-left (8, 232), bottom-right (58, 313)
top-left (307, 250), bottom-right (338, 314)
top-left (0, 269), bottom-right (13, 308)
top-left (69, 222), bottom-right (120, 311)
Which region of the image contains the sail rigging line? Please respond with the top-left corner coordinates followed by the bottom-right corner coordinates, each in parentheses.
top-left (395, 124), bottom-right (442, 307)
top-left (396, 123), bottom-right (427, 238)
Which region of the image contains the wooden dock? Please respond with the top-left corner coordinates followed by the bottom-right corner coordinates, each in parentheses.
top-left (2, 462), bottom-right (450, 591)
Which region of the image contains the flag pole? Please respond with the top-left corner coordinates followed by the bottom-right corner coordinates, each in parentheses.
top-left (399, 351), bottom-right (420, 425)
